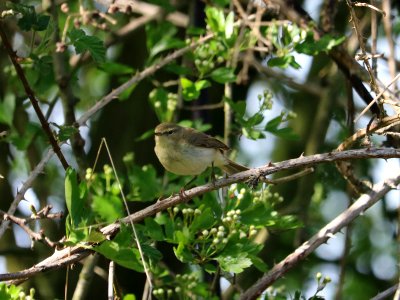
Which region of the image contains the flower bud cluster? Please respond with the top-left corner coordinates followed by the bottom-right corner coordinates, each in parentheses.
top-left (201, 225), bottom-right (228, 246)
top-left (194, 40), bottom-right (226, 74)
top-left (253, 188), bottom-right (283, 205)
top-left (222, 209), bottom-right (241, 223)
top-left (152, 273), bottom-right (199, 299)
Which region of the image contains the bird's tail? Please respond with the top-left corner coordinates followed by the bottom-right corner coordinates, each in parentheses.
top-left (221, 159), bottom-right (249, 175)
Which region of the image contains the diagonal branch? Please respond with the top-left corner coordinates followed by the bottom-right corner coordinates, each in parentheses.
top-left (240, 172), bottom-right (400, 300)
top-left (0, 22), bottom-right (69, 170)
top-left (0, 147), bottom-right (399, 283)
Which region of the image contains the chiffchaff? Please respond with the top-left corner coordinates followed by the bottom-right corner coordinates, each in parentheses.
top-left (154, 123), bottom-right (248, 176)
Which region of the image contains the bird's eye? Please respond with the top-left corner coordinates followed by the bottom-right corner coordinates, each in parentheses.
top-left (166, 130), bottom-right (174, 135)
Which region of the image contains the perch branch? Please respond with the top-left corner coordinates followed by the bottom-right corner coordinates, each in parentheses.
top-left (0, 148), bottom-right (399, 283)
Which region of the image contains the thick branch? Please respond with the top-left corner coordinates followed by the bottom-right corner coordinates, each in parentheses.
top-left (240, 172), bottom-right (400, 300)
top-left (0, 147), bottom-right (399, 283)
top-left (0, 22), bottom-right (69, 170)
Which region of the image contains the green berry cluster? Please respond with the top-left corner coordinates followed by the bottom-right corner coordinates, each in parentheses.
top-left (194, 40), bottom-right (226, 75)
top-left (152, 273), bottom-right (200, 300)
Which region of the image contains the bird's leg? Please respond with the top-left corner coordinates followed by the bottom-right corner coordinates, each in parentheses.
top-left (210, 162), bottom-right (216, 186)
top-left (179, 176), bottom-right (197, 199)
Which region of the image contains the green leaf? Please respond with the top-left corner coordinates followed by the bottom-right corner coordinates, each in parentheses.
top-left (65, 168), bottom-right (85, 227)
top-left (149, 37), bottom-right (185, 59)
top-left (225, 98), bottom-right (246, 117)
top-left (34, 15), bottom-right (50, 31)
top-left (144, 217), bottom-right (164, 241)
top-left (242, 127), bottom-right (264, 140)
top-left (181, 77), bottom-right (199, 101)
top-left (195, 80), bottom-right (211, 91)
top-left (56, 125), bottom-right (79, 142)
top-left (249, 255), bottom-right (268, 272)
top-left (265, 115), bottom-right (283, 131)
top-left (129, 164), bottom-right (162, 201)
top-left (154, 213), bottom-right (175, 241)
top-left (295, 34), bottom-right (346, 55)
top-left (174, 242), bottom-right (194, 262)
top-left (0, 283), bottom-right (24, 300)
top-left (190, 207), bottom-right (215, 233)
top-left (95, 226), bottom-right (144, 272)
top-left (68, 29), bottom-right (106, 64)
top-left (210, 67), bottom-right (236, 84)
top-left (135, 128), bottom-right (154, 142)
top-left (92, 195), bottom-right (124, 222)
top-left (205, 7), bottom-right (225, 35)
top-left (225, 11), bottom-right (234, 39)
top-left (7, 3), bottom-right (50, 31)
top-left (267, 55), bottom-right (300, 69)
top-left (216, 253), bottom-right (252, 273)
top-left (179, 78), bottom-right (210, 101)
top-left (0, 94), bottom-right (15, 126)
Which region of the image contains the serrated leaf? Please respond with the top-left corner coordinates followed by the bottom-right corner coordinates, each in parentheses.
top-left (181, 77), bottom-right (199, 101)
top-left (129, 164), bottom-right (162, 201)
top-left (7, 3), bottom-right (50, 31)
top-left (216, 253), bottom-right (252, 273)
top-left (68, 29), bottom-right (106, 63)
top-left (57, 125), bottom-right (78, 142)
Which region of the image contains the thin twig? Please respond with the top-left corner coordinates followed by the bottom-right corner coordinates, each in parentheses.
top-left (0, 211), bottom-right (58, 248)
top-left (0, 149), bottom-right (54, 238)
top-left (354, 73), bottom-right (400, 123)
top-left (0, 22), bottom-right (69, 170)
top-left (371, 284), bottom-right (398, 300)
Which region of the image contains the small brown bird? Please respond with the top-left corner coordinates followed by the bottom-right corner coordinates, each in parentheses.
top-left (154, 123), bottom-right (248, 176)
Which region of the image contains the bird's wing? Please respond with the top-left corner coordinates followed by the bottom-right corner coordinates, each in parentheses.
top-left (186, 128), bottom-right (229, 150)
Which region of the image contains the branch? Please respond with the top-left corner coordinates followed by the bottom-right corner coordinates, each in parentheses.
top-left (240, 172), bottom-right (400, 300)
top-left (75, 33), bottom-right (213, 127)
top-left (1, 147), bottom-right (399, 283)
top-left (0, 149), bottom-right (54, 238)
top-left (0, 22), bottom-right (69, 170)
top-left (265, 0), bottom-right (381, 115)
top-left (0, 210), bottom-right (60, 248)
